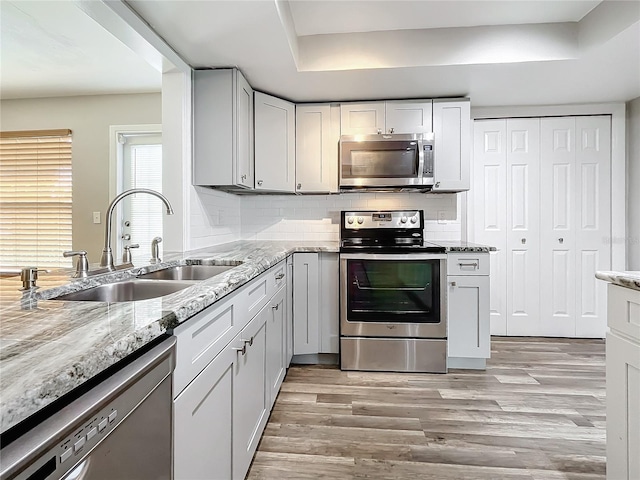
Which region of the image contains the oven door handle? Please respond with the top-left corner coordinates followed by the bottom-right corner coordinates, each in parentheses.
top-left (353, 276), bottom-right (430, 292)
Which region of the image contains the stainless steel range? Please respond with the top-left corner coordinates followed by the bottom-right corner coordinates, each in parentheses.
top-left (340, 210), bottom-right (447, 373)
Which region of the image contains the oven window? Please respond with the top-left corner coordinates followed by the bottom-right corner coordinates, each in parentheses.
top-left (346, 259), bottom-right (440, 323)
top-left (342, 141), bottom-right (419, 178)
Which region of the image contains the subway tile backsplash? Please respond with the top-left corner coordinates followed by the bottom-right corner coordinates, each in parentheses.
top-left (190, 189), bottom-right (462, 248)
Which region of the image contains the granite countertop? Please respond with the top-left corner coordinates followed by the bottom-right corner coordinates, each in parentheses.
top-left (595, 271), bottom-right (640, 291)
top-left (0, 240), bottom-right (338, 435)
top-left (427, 240), bottom-right (496, 252)
top-left (0, 238), bottom-right (494, 435)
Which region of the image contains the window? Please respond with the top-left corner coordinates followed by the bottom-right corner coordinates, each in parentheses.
top-left (0, 130), bottom-right (72, 269)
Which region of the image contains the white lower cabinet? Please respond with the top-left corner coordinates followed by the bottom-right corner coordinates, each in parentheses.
top-left (447, 253), bottom-right (491, 369)
top-left (233, 307), bottom-right (268, 480)
top-left (293, 252), bottom-right (339, 356)
top-left (173, 258), bottom-right (291, 480)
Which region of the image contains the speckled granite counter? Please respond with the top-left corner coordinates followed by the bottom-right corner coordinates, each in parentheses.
top-left (426, 240), bottom-right (496, 252)
top-left (0, 241), bottom-right (338, 435)
top-left (595, 271), bottom-right (640, 291)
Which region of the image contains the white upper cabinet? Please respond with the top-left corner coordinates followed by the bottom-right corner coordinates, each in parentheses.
top-left (385, 100), bottom-right (433, 134)
top-left (295, 104), bottom-right (339, 193)
top-left (340, 102), bottom-right (386, 135)
top-left (193, 68), bottom-right (254, 189)
top-left (341, 100), bottom-right (432, 135)
top-left (432, 98), bottom-right (471, 192)
top-left (254, 92), bottom-right (295, 192)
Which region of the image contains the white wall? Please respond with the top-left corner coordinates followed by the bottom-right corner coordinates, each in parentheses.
top-left (1, 93), bottom-right (162, 261)
top-left (627, 97), bottom-right (640, 270)
top-left (240, 192), bottom-right (461, 242)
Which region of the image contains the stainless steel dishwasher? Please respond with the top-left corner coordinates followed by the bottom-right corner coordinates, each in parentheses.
top-left (1, 336), bottom-right (176, 480)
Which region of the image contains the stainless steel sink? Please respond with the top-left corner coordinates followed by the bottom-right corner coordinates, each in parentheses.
top-left (54, 279), bottom-right (192, 302)
top-left (137, 263), bottom-right (241, 281)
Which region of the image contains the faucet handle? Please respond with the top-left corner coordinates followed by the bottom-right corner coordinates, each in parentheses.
top-left (123, 244), bottom-right (140, 263)
top-left (63, 250), bottom-right (89, 278)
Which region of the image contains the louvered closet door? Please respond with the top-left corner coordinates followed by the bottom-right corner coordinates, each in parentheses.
top-left (472, 120), bottom-right (507, 335)
top-left (540, 117), bottom-right (578, 336)
top-left (505, 119), bottom-right (541, 336)
top-left (575, 116), bottom-right (611, 337)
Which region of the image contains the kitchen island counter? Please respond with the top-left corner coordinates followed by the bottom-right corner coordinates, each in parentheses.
top-left (0, 241), bottom-right (338, 435)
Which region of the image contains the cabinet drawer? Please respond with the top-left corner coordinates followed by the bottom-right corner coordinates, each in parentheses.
top-left (271, 259), bottom-right (287, 291)
top-left (608, 284), bottom-right (640, 341)
top-left (173, 289), bottom-right (247, 396)
top-left (447, 253), bottom-right (489, 276)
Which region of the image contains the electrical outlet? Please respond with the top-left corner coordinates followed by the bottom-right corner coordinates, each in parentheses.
top-left (437, 211), bottom-right (447, 224)
top-left (93, 212), bottom-right (101, 224)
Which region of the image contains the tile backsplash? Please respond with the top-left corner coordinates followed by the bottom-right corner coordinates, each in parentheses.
top-left (190, 189), bottom-right (462, 247)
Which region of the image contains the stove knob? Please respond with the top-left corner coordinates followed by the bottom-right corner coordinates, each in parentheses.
top-left (357, 217), bottom-right (364, 224)
top-left (400, 216), bottom-right (408, 224)
top-left (410, 216), bottom-right (418, 224)
top-left (347, 217), bottom-right (354, 225)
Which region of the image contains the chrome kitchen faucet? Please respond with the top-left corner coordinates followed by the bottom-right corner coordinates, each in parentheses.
top-left (100, 188), bottom-right (174, 271)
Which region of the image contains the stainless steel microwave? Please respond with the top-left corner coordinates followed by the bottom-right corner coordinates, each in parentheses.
top-left (339, 133), bottom-right (434, 189)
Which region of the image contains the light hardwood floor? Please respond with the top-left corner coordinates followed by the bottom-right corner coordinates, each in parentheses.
top-left (247, 337), bottom-right (606, 479)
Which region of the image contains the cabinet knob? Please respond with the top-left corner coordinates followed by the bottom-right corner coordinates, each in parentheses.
top-left (297, 183), bottom-right (302, 190)
top-left (434, 182), bottom-right (440, 188)
top-left (389, 128), bottom-right (394, 134)
top-left (450, 281), bottom-right (457, 287)
top-left (377, 128), bottom-right (382, 134)
top-left (241, 174), bottom-right (247, 181)
top-left (521, 238), bottom-right (526, 244)
top-left (558, 237), bottom-right (564, 244)
top-left (257, 180), bottom-right (263, 186)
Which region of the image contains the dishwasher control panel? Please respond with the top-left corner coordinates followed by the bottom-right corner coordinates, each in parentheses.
top-left (58, 406), bottom-right (119, 467)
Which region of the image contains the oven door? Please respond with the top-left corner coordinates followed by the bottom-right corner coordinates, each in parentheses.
top-left (340, 253), bottom-right (447, 338)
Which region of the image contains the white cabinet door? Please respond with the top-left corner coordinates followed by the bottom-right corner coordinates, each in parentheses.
top-left (233, 308), bottom-right (268, 480)
top-left (194, 68), bottom-right (254, 189)
top-left (266, 286), bottom-right (286, 408)
top-left (286, 256), bottom-right (294, 366)
top-left (433, 99), bottom-right (470, 192)
top-left (606, 331), bottom-right (640, 480)
top-left (255, 92), bottom-right (295, 192)
top-left (295, 104), bottom-right (339, 193)
top-left (447, 275), bottom-right (490, 359)
top-left (293, 253), bottom-right (320, 355)
top-left (505, 118), bottom-right (541, 336)
top-left (173, 345), bottom-right (235, 480)
top-left (472, 119), bottom-right (508, 335)
top-left (340, 102), bottom-right (385, 135)
top-left (319, 252), bottom-right (339, 354)
top-left (385, 100), bottom-right (432, 134)
top-left (236, 70), bottom-right (254, 188)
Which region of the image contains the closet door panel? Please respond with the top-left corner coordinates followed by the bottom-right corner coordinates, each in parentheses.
top-left (505, 119), bottom-right (540, 336)
top-left (575, 115), bottom-right (611, 337)
top-left (473, 120), bottom-right (507, 335)
top-left (540, 118), bottom-right (577, 337)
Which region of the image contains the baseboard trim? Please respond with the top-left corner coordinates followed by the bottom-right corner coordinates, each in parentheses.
top-left (291, 353), bottom-right (339, 365)
top-left (448, 357), bottom-right (487, 370)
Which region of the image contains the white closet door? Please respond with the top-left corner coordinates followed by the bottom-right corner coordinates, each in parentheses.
top-left (505, 119), bottom-right (541, 336)
top-left (472, 120), bottom-right (507, 335)
top-left (540, 117), bottom-right (577, 337)
top-left (575, 116), bottom-right (611, 337)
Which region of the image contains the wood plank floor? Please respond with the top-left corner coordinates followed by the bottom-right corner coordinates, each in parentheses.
top-left (247, 337), bottom-right (606, 479)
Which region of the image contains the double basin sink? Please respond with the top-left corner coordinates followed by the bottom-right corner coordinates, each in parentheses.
top-left (54, 263), bottom-right (242, 303)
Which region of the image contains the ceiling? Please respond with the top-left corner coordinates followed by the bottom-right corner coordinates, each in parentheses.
top-left (1, 1), bottom-right (638, 107)
top-left (0, 1), bottom-right (161, 100)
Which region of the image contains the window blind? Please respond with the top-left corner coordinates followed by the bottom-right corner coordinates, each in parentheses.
top-left (0, 129), bottom-right (72, 269)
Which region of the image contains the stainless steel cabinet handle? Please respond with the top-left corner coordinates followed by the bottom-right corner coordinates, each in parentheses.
top-left (559, 238), bottom-right (564, 244)
top-left (458, 262), bottom-right (478, 268)
top-left (233, 344), bottom-right (246, 355)
top-left (389, 128), bottom-right (394, 133)
top-left (275, 273), bottom-right (285, 280)
top-left (297, 183), bottom-right (302, 190)
top-left (272, 304), bottom-right (279, 311)
top-left (257, 180), bottom-right (263, 186)
top-left (521, 238), bottom-right (526, 244)
top-left (450, 281), bottom-right (457, 287)
top-left (241, 174), bottom-right (247, 181)
top-left (435, 182), bottom-right (440, 188)
top-left (377, 128), bottom-right (382, 134)
top-left (242, 337), bottom-right (254, 347)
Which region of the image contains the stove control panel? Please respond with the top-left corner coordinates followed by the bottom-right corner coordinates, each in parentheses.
top-left (343, 210), bottom-right (423, 230)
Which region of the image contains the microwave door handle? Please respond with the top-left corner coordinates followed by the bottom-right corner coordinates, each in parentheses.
top-left (417, 139), bottom-right (425, 181)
